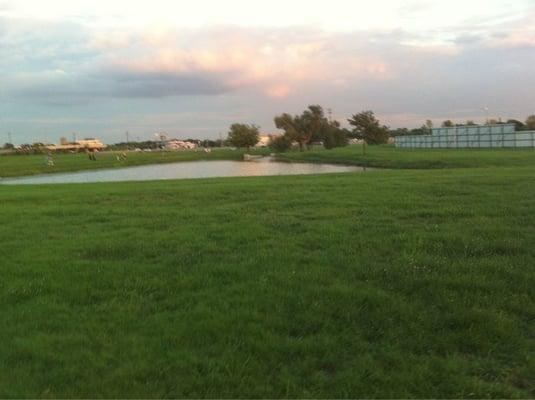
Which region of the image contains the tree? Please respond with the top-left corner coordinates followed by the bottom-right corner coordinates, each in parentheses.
top-left (418, 119), bottom-right (434, 134)
top-left (2, 143), bottom-right (14, 150)
top-left (347, 110), bottom-right (389, 145)
top-left (506, 119), bottom-right (525, 131)
top-left (389, 128), bottom-right (409, 137)
top-left (465, 120), bottom-right (477, 126)
top-left (274, 105), bottom-right (327, 151)
top-left (269, 134), bottom-right (293, 152)
top-left (442, 120), bottom-right (454, 127)
top-left (525, 115), bottom-right (535, 130)
top-left (322, 122), bottom-right (349, 149)
top-left (227, 123), bottom-right (259, 149)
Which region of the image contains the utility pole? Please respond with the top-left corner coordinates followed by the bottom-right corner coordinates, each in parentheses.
top-left (126, 131), bottom-right (130, 144)
top-left (72, 132), bottom-right (76, 143)
top-left (328, 108), bottom-right (333, 123)
top-left (8, 132), bottom-right (12, 145)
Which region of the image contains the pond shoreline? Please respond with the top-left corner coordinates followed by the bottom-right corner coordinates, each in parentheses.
top-left (0, 158), bottom-right (367, 185)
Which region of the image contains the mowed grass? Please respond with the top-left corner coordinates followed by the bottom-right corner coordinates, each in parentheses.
top-left (0, 148), bottom-right (269, 178)
top-left (1, 167), bottom-right (534, 398)
top-left (276, 145), bottom-right (535, 169)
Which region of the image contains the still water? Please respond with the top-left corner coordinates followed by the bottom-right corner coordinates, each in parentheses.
top-left (1, 159), bottom-right (367, 185)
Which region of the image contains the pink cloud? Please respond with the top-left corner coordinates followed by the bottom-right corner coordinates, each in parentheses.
top-left (265, 84), bottom-right (291, 98)
top-left (95, 27), bottom-right (400, 98)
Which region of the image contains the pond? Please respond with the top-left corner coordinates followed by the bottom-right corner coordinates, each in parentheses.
top-left (0, 159), bottom-right (368, 185)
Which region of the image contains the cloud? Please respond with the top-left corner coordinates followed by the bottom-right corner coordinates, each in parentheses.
top-left (1, 5), bottom-right (535, 144)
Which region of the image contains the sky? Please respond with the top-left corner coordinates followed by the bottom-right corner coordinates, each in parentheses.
top-left (1, 0), bottom-right (534, 144)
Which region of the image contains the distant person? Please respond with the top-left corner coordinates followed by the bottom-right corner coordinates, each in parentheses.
top-left (88, 149), bottom-right (96, 161)
top-left (45, 153), bottom-right (54, 166)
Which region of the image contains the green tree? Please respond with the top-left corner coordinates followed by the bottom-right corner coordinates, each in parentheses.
top-left (389, 128), bottom-right (409, 137)
top-left (2, 143), bottom-right (14, 150)
top-left (269, 135), bottom-right (293, 152)
top-left (442, 120), bottom-right (454, 127)
top-left (227, 123), bottom-right (259, 149)
top-left (465, 120), bottom-right (477, 126)
top-left (525, 115), bottom-right (535, 130)
top-left (322, 121), bottom-right (349, 149)
top-left (274, 105), bottom-right (327, 151)
top-left (506, 119), bottom-right (525, 131)
top-left (347, 111), bottom-right (389, 145)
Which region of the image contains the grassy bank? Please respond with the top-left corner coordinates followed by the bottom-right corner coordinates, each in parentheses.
top-left (1, 167), bottom-right (534, 398)
top-left (0, 148), bottom-right (269, 178)
top-left (276, 145), bottom-right (535, 169)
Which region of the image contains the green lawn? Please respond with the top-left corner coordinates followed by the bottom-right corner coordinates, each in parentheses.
top-left (1, 167), bottom-right (534, 397)
top-left (0, 148), bottom-right (269, 178)
top-left (276, 145), bottom-right (535, 169)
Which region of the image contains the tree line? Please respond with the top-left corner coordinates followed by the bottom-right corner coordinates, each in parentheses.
top-left (227, 105), bottom-right (535, 151)
top-left (3, 112), bottom-right (534, 152)
top-left (227, 105), bottom-right (390, 151)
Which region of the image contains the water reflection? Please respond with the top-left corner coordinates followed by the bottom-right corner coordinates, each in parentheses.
top-left (1, 159), bottom-right (367, 185)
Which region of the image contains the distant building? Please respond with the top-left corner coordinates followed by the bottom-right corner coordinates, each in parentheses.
top-left (165, 139), bottom-right (198, 150)
top-left (395, 123), bottom-right (535, 148)
top-left (46, 138), bottom-right (106, 152)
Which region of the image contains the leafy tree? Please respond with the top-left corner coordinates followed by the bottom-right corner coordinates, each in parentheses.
top-left (389, 128), bottom-right (409, 137)
top-left (465, 120), bottom-right (477, 126)
top-left (506, 119), bottom-right (525, 131)
top-left (227, 123), bottom-right (259, 149)
top-left (417, 120), bottom-right (434, 134)
top-left (347, 110), bottom-right (389, 145)
top-left (322, 122), bottom-right (349, 149)
top-left (2, 143), bottom-right (14, 150)
top-left (442, 120), bottom-right (454, 127)
top-left (269, 134), bottom-right (293, 152)
top-left (525, 115), bottom-right (535, 130)
top-left (274, 105), bottom-right (327, 151)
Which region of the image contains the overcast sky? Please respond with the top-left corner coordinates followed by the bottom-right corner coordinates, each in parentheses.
top-left (1, 0), bottom-right (534, 144)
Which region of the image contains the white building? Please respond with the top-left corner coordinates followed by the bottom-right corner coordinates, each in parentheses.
top-left (165, 139), bottom-right (198, 150)
top-left (395, 123), bottom-right (535, 148)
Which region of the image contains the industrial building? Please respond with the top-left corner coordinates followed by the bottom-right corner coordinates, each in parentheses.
top-left (395, 124), bottom-right (535, 148)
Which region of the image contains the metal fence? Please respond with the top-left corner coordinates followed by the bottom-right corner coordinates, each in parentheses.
top-left (395, 124), bottom-right (535, 148)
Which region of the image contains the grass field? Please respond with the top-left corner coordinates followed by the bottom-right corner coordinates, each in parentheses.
top-left (0, 148), bottom-right (269, 178)
top-left (276, 145), bottom-right (535, 169)
top-left (1, 164), bottom-right (534, 397)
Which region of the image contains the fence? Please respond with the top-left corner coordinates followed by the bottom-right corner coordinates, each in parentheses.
top-left (395, 124), bottom-right (535, 148)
